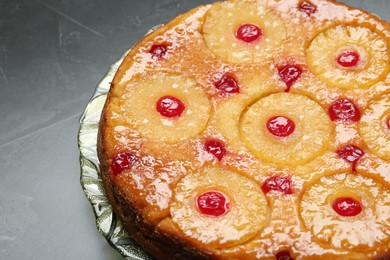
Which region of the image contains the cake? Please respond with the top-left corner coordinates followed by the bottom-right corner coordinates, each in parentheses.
top-left (97, 0), bottom-right (390, 259)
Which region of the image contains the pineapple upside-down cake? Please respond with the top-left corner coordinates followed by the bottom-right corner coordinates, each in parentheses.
top-left (97, 0), bottom-right (390, 259)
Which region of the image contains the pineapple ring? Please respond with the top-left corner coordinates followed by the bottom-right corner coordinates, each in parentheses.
top-left (216, 72), bottom-right (283, 153)
top-left (217, 94), bottom-right (254, 152)
top-left (118, 72), bottom-right (211, 143)
top-left (359, 93), bottom-right (390, 161)
top-left (203, 1), bottom-right (287, 64)
top-left (170, 167), bottom-right (269, 249)
top-left (306, 25), bottom-right (389, 89)
top-left (240, 92), bottom-right (332, 166)
top-left (300, 173), bottom-right (390, 251)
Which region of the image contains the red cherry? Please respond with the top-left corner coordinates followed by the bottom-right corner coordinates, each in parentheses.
top-left (112, 152), bottom-right (138, 175)
top-left (278, 65), bottom-right (302, 92)
top-left (196, 191), bottom-right (230, 217)
top-left (337, 51), bottom-right (360, 67)
top-left (262, 176), bottom-right (293, 195)
top-left (156, 96), bottom-right (186, 118)
top-left (235, 23), bottom-right (263, 43)
top-left (267, 116), bottom-right (295, 137)
top-left (337, 145), bottom-right (364, 164)
top-left (149, 44), bottom-right (167, 58)
top-left (276, 251), bottom-right (294, 260)
top-left (336, 144), bottom-right (365, 174)
top-left (213, 74), bottom-right (240, 94)
top-left (204, 139), bottom-right (226, 161)
top-left (299, 1), bottom-right (317, 16)
top-left (386, 117), bottom-right (390, 130)
top-left (332, 197), bottom-right (362, 217)
top-left (329, 98), bottom-right (361, 122)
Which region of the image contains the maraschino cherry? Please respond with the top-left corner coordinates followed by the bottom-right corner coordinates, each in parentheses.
top-left (156, 96), bottom-right (186, 118)
top-left (235, 23), bottom-right (263, 43)
top-left (112, 152), bottom-right (138, 175)
top-left (196, 191), bottom-right (230, 217)
top-left (267, 116), bottom-right (295, 137)
top-left (204, 139), bottom-right (226, 161)
top-left (337, 50), bottom-right (360, 67)
top-left (329, 98), bottom-right (360, 122)
top-left (262, 176), bottom-right (293, 195)
top-left (278, 65), bottom-right (302, 92)
top-left (299, 1), bottom-right (317, 16)
top-left (276, 250), bottom-right (294, 260)
top-left (214, 74), bottom-right (240, 94)
top-left (336, 144), bottom-right (365, 173)
top-left (149, 44), bottom-right (167, 59)
top-left (332, 197), bottom-right (362, 217)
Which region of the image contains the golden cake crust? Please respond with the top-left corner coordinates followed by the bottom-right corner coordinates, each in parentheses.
top-left (98, 0), bottom-right (390, 259)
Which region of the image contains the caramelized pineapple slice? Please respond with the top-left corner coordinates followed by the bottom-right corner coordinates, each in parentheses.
top-left (216, 94), bottom-right (252, 152)
top-left (300, 173), bottom-right (390, 251)
top-left (203, 1), bottom-right (286, 63)
top-left (215, 71), bottom-right (282, 153)
top-left (306, 25), bottom-right (389, 89)
top-left (119, 72), bottom-right (211, 143)
top-left (359, 93), bottom-right (390, 161)
top-left (240, 93), bottom-right (332, 166)
top-left (170, 167), bottom-right (269, 248)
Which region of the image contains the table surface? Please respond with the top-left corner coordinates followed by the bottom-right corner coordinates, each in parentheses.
top-left (0, 0), bottom-right (389, 259)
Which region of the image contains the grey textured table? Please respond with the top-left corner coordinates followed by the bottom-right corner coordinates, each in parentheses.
top-left (0, 0), bottom-right (388, 259)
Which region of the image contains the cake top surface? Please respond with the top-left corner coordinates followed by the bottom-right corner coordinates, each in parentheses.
top-left (99, 0), bottom-right (390, 258)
